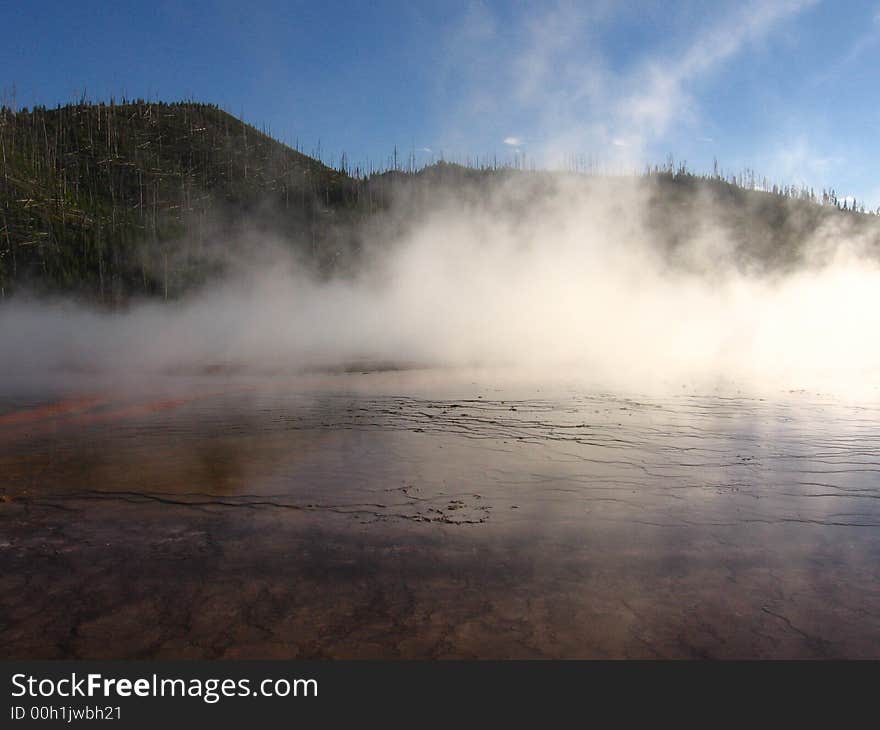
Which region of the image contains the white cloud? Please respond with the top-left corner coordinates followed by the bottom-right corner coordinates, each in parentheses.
top-left (440, 0), bottom-right (817, 169)
top-left (503, 136), bottom-right (524, 147)
top-left (608, 0), bottom-right (817, 161)
top-left (769, 134), bottom-right (843, 184)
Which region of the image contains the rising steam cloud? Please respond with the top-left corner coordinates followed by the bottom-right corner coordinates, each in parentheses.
top-left (6, 1), bottom-right (871, 398)
top-left (3, 173), bottom-right (880, 398)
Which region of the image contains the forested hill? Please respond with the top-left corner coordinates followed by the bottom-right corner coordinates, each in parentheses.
top-left (0, 100), bottom-right (361, 301)
top-left (1, 100), bottom-right (878, 303)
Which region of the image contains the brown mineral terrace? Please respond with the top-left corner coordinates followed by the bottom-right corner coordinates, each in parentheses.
top-left (2, 370), bottom-right (880, 659)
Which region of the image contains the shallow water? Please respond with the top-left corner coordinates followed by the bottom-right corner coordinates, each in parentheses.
top-left (2, 370), bottom-right (880, 658)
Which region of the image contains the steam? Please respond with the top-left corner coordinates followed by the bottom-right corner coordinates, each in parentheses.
top-left (4, 172), bottom-right (880, 398)
top-left (4, 2), bottom-right (868, 399)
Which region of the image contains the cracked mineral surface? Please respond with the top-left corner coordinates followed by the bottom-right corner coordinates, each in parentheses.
top-left (2, 369), bottom-right (880, 658)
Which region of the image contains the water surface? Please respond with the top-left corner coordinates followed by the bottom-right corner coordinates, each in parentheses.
top-left (2, 370), bottom-right (880, 658)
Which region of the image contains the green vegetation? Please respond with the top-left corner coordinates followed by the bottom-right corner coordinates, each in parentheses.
top-left (642, 165), bottom-right (880, 273)
top-left (0, 100), bottom-right (360, 302)
top-left (1, 99), bottom-right (877, 302)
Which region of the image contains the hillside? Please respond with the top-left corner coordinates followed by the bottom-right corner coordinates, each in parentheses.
top-left (645, 172), bottom-right (880, 274)
top-left (0, 100), bottom-right (362, 301)
top-left (2, 100), bottom-right (878, 303)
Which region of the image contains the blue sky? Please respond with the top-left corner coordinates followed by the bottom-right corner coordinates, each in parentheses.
top-left (2, 0), bottom-right (879, 205)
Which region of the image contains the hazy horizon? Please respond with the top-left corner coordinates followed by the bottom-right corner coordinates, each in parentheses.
top-left (3, 170), bottom-right (880, 400)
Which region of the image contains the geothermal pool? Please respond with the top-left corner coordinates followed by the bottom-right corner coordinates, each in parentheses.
top-left (2, 370), bottom-right (880, 658)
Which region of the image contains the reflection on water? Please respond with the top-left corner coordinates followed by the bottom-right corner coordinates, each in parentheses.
top-left (2, 370), bottom-right (880, 658)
